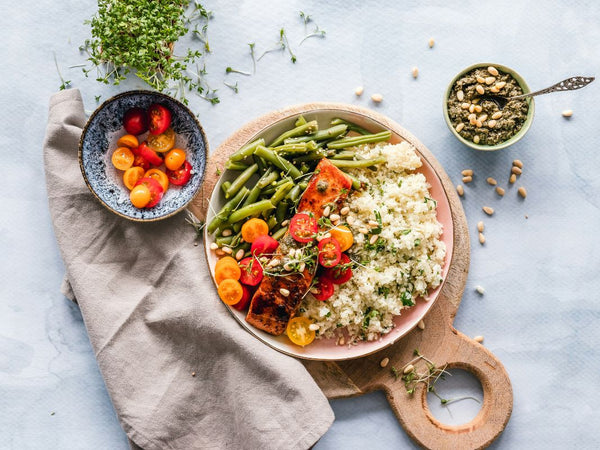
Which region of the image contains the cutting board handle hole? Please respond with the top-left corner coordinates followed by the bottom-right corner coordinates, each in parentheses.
top-left (425, 368), bottom-right (483, 427)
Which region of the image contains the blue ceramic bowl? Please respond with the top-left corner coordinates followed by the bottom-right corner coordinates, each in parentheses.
top-left (79, 90), bottom-right (208, 221)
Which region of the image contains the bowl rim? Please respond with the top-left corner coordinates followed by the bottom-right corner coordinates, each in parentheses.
top-left (78, 89), bottom-right (209, 222)
top-left (443, 62), bottom-right (535, 151)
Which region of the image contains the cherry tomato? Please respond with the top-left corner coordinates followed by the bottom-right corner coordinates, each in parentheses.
top-left (129, 184), bottom-right (151, 208)
top-left (117, 134), bottom-right (139, 149)
top-left (123, 107), bottom-right (148, 135)
top-left (218, 279), bottom-right (243, 305)
top-left (318, 237), bottom-right (342, 268)
top-left (147, 128), bottom-right (175, 153)
top-left (312, 277), bottom-right (334, 301)
top-left (123, 166), bottom-right (145, 190)
top-left (232, 285), bottom-right (252, 311)
top-left (132, 154), bottom-right (150, 171)
top-left (251, 235), bottom-right (279, 256)
top-left (323, 253), bottom-right (353, 284)
top-left (164, 148), bottom-right (186, 171)
top-left (134, 177), bottom-right (164, 208)
top-left (144, 168), bottom-right (169, 193)
top-left (166, 160), bottom-right (192, 186)
top-left (148, 103), bottom-right (172, 135)
top-left (289, 213), bottom-right (318, 243)
top-left (241, 218), bottom-right (269, 243)
top-left (238, 257), bottom-right (263, 286)
top-left (286, 317), bottom-right (316, 347)
top-left (111, 147), bottom-right (134, 171)
top-left (330, 225), bottom-right (354, 252)
top-left (134, 142), bottom-right (164, 167)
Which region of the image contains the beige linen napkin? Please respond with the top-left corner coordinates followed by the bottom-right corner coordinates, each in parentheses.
top-left (43, 89), bottom-right (334, 450)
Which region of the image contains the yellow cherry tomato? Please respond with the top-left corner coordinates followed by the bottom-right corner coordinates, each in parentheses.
top-left (144, 168), bottom-right (169, 193)
top-left (147, 127), bottom-right (175, 153)
top-left (164, 148), bottom-right (186, 171)
top-left (116, 134), bottom-right (139, 149)
top-left (330, 225), bottom-right (354, 252)
top-left (241, 218), bottom-right (269, 243)
top-left (286, 317), bottom-right (316, 347)
top-left (130, 184), bottom-right (151, 208)
top-left (111, 147), bottom-right (135, 171)
top-left (123, 166), bottom-right (145, 190)
top-left (218, 279), bottom-right (244, 305)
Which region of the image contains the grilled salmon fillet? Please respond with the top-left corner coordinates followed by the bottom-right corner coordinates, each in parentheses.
top-left (246, 159), bottom-right (352, 335)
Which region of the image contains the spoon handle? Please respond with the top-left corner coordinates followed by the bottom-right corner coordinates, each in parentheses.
top-left (511, 76), bottom-right (595, 100)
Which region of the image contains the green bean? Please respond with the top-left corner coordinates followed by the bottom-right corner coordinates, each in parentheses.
top-left (271, 142), bottom-right (308, 153)
top-left (275, 200), bottom-right (289, 224)
top-left (207, 187), bottom-right (249, 233)
top-left (330, 118), bottom-right (371, 135)
top-left (327, 156), bottom-right (387, 168)
top-left (269, 120), bottom-right (318, 147)
top-left (227, 200), bottom-right (275, 224)
top-left (295, 115), bottom-right (307, 127)
top-left (267, 215), bottom-right (278, 230)
top-left (261, 177), bottom-right (290, 195)
top-left (225, 160), bottom-right (250, 171)
top-left (225, 163), bottom-right (258, 198)
top-left (254, 146), bottom-right (302, 179)
top-left (286, 184), bottom-right (302, 202)
top-left (285, 124), bottom-right (348, 143)
top-left (292, 150), bottom-right (329, 162)
top-left (341, 171), bottom-right (363, 190)
top-left (254, 154), bottom-right (267, 174)
top-left (271, 181), bottom-right (294, 206)
top-left (229, 138), bottom-right (265, 162)
top-left (256, 167), bottom-right (278, 189)
top-left (271, 226), bottom-right (288, 241)
top-left (242, 184), bottom-right (262, 208)
top-left (331, 150), bottom-right (356, 160)
top-left (216, 235), bottom-right (234, 246)
top-left (327, 131), bottom-right (392, 149)
top-left (233, 221), bottom-right (243, 233)
top-left (221, 181), bottom-right (231, 195)
top-left (299, 181), bottom-right (308, 190)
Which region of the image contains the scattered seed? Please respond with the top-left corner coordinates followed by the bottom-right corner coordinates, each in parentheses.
top-left (462, 176), bottom-right (473, 183)
top-left (477, 221), bottom-right (484, 232)
top-left (488, 66), bottom-right (499, 76)
top-left (509, 173), bottom-right (517, 184)
top-left (456, 122), bottom-right (465, 132)
top-left (369, 234), bottom-right (379, 245)
top-left (512, 159), bottom-right (523, 169)
top-left (340, 206), bottom-right (350, 216)
top-left (461, 169), bottom-right (473, 176)
top-left (371, 93), bottom-right (383, 103)
top-left (476, 84), bottom-right (485, 95)
top-left (562, 109), bottom-right (573, 117)
top-left (329, 214), bottom-right (340, 222)
top-left (479, 232), bottom-right (486, 244)
top-left (417, 320), bottom-right (425, 330)
top-left (355, 86), bottom-right (364, 96)
top-left (476, 76), bottom-right (486, 84)
top-left (474, 335), bottom-right (484, 343)
top-left (475, 285), bottom-right (485, 295)
top-left (457, 90), bottom-right (464, 101)
top-left (380, 357), bottom-right (390, 368)
top-left (222, 247), bottom-right (233, 254)
top-left (456, 185), bottom-right (464, 196)
top-left (346, 216), bottom-right (355, 225)
top-left (428, 38), bottom-right (435, 48)
top-left (308, 323), bottom-right (319, 331)
top-left (483, 206), bottom-right (494, 215)
top-left (338, 335), bottom-right (345, 345)
top-left (518, 186), bottom-right (527, 198)
top-left (209, 242), bottom-right (219, 251)
top-left (511, 166), bottom-right (523, 175)
top-left (486, 177), bottom-right (497, 186)
top-left (473, 135), bottom-right (480, 144)
top-left (221, 229), bottom-right (232, 237)
top-left (323, 205), bottom-right (331, 217)
top-left (368, 220), bottom-right (379, 228)
top-left (495, 186), bottom-right (505, 196)
top-left (485, 76), bottom-right (496, 85)
top-left (403, 364), bottom-right (415, 374)
top-left (359, 227), bottom-right (369, 235)
top-left (215, 249), bottom-right (226, 257)
top-left (412, 67), bottom-right (419, 78)
top-left (192, 372), bottom-right (196, 377)
top-left (487, 119), bottom-right (497, 128)
top-left (281, 219), bottom-right (289, 227)
top-left (279, 288), bottom-right (290, 297)
top-left (235, 249), bottom-right (245, 261)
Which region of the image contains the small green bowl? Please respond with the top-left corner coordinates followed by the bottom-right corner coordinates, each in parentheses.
top-left (443, 63), bottom-right (535, 151)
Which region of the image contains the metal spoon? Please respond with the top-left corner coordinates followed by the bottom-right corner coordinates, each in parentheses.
top-left (482, 76), bottom-right (595, 109)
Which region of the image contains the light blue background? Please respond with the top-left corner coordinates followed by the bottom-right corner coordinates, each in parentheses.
top-left (2, 0), bottom-right (599, 448)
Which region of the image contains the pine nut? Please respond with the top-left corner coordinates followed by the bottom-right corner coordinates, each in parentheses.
top-left (417, 320), bottom-right (425, 330)
top-left (474, 335), bottom-right (484, 343)
top-left (509, 173), bottom-right (517, 184)
top-left (369, 234), bottom-right (379, 245)
top-left (215, 249), bottom-right (226, 257)
top-left (412, 67), bottom-right (419, 78)
top-left (456, 123), bottom-right (465, 132)
top-left (518, 186), bottom-right (527, 198)
top-left (330, 213), bottom-right (341, 222)
top-left (267, 258), bottom-right (281, 268)
top-left (456, 185), bottom-right (464, 196)
top-left (475, 285), bottom-right (485, 295)
top-left (222, 247), bottom-right (233, 254)
top-left (562, 109), bottom-right (573, 117)
top-left (486, 177), bottom-right (497, 186)
top-left (279, 288), bottom-right (290, 297)
top-left (479, 232), bottom-right (486, 244)
top-left (323, 205), bottom-right (331, 217)
top-left (511, 166), bottom-right (523, 175)
top-left (469, 104), bottom-right (476, 113)
top-left (371, 93), bottom-right (383, 103)
top-left (495, 81), bottom-right (506, 89)
top-left (477, 221), bottom-right (484, 232)
top-left (475, 120), bottom-right (483, 128)
top-left (488, 66), bottom-right (499, 76)
top-left (476, 84), bottom-right (485, 95)
top-left (461, 169), bottom-right (473, 176)
top-left (478, 114), bottom-right (488, 122)
top-left (210, 242), bottom-right (219, 251)
top-left (340, 206), bottom-right (350, 215)
top-left (474, 105), bottom-right (483, 113)
top-left (457, 90), bottom-right (464, 101)
top-left (281, 219), bottom-right (289, 227)
top-left (485, 76), bottom-right (496, 85)
top-left (346, 216), bottom-right (355, 225)
top-left (483, 206), bottom-right (494, 215)
top-left (473, 135), bottom-right (480, 144)
top-left (403, 364), bottom-right (415, 374)
top-left (355, 86), bottom-right (364, 96)
top-left (428, 38), bottom-right (435, 48)
top-left (221, 229), bottom-right (232, 237)
top-left (495, 186), bottom-right (505, 196)
top-left (470, 118), bottom-right (477, 126)
top-left (476, 76), bottom-right (486, 84)
top-left (468, 113), bottom-right (477, 122)
top-left (308, 323), bottom-right (319, 331)
top-left (298, 262), bottom-right (305, 272)
top-left (235, 249), bottom-right (245, 261)
top-left (461, 102), bottom-right (471, 109)
top-left (380, 357), bottom-right (390, 368)
top-left (368, 220), bottom-right (379, 228)
top-left (512, 159), bottom-right (523, 168)
top-left (491, 111), bottom-right (503, 120)
top-left (462, 176), bottom-right (473, 183)
top-left (490, 86), bottom-right (500, 93)
top-left (359, 227), bottom-right (369, 235)
top-left (487, 119), bottom-right (497, 128)
top-left (338, 336), bottom-right (345, 345)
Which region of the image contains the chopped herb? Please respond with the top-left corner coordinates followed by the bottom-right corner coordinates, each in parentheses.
top-left (401, 291), bottom-right (414, 306)
top-left (325, 311), bottom-right (332, 318)
top-left (401, 229), bottom-right (412, 235)
top-left (377, 286), bottom-right (390, 298)
top-left (414, 238), bottom-right (421, 247)
top-left (371, 210), bottom-right (383, 234)
top-left (94, 95), bottom-right (101, 102)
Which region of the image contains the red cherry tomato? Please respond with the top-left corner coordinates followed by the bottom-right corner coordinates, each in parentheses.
top-left (232, 285), bottom-right (252, 311)
top-left (134, 142), bottom-right (164, 167)
top-left (251, 235), bottom-right (279, 256)
top-left (238, 257), bottom-right (264, 286)
top-left (148, 104), bottom-right (172, 135)
top-left (323, 253), bottom-right (353, 284)
top-left (166, 160), bottom-right (192, 186)
top-left (312, 277), bottom-right (334, 301)
top-left (289, 213), bottom-right (318, 243)
top-left (132, 154), bottom-right (150, 171)
top-left (318, 237), bottom-right (342, 268)
top-left (134, 177), bottom-right (164, 208)
top-left (123, 107), bottom-right (148, 135)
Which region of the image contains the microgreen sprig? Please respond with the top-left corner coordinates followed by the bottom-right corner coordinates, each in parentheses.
top-left (53, 52), bottom-right (71, 91)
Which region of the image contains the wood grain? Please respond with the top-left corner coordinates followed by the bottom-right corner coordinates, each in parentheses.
top-left (189, 103), bottom-right (513, 450)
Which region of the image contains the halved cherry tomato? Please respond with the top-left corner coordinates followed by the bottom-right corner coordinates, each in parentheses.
top-left (144, 168), bottom-right (169, 193)
top-left (232, 285), bottom-right (252, 311)
top-left (132, 154), bottom-right (150, 171)
top-left (134, 177), bottom-right (164, 208)
top-left (312, 277), bottom-right (334, 301)
top-left (123, 166), bottom-right (145, 190)
top-left (148, 103), bottom-right (172, 135)
top-left (134, 142), bottom-right (164, 167)
top-left (164, 148), bottom-right (186, 171)
top-left (330, 225), bottom-right (354, 252)
top-left (117, 134), bottom-right (139, 149)
top-left (289, 213), bottom-right (318, 243)
top-left (318, 237), bottom-right (342, 268)
top-left (323, 253), bottom-right (353, 284)
top-left (130, 184), bottom-right (151, 208)
top-left (111, 147), bottom-right (134, 171)
top-left (218, 279), bottom-right (243, 305)
top-left (147, 128), bottom-right (175, 153)
top-left (166, 160), bottom-right (192, 186)
top-left (241, 218), bottom-right (269, 243)
top-left (238, 257), bottom-right (263, 286)
top-left (215, 256), bottom-right (241, 284)
top-left (251, 235), bottom-right (279, 256)
top-left (286, 317), bottom-right (316, 346)
top-left (123, 107), bottom-right (148, 135)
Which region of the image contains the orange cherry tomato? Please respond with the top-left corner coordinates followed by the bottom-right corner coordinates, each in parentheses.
top-left (330, 225), bottom-right (354, 252)
top-left (147, 128), bottom-right (175, 153)
top-left (117, 134), bottom-right (139, 149)
top-left (215, 257), bottom-right (241, 284)
top-left (164, 148), bottom-right (186, 171)
top-left (111, 147), bottom-right (135, 171)
top-left (134, 177), bottom-right (164, 208)
top-left (130, 184), bottom-right (151, 208)
top-left (144, 168), bottom-right (169, 193)
top-left (286, 317), bottom-right (316, 346)
top-left (241, 218), bottom-right (269, 243)
top-left (218, 279), bottom-right (244, 305)
top-left (123, 166), bottom-right (145, 190)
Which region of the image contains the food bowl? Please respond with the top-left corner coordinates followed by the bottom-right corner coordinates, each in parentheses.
top-left (79, 90), bottom-right (208, 221)
top-left (443, 63), bottom-right (535, 151)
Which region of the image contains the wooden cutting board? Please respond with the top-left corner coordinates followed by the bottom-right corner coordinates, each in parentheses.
top-left (188, 103), bottom-right (512, 450)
